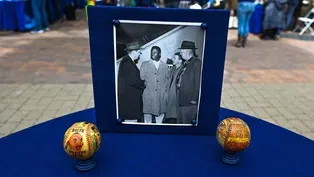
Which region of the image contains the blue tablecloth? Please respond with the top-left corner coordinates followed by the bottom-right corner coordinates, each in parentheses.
top-left (1, 0), bottom-right (25, 31)
top-left (0, 0), bottom-right (82, 31)
top-left (250, 4), bottom-right (264, 34)
top-left (0, 1), bottom-right (4, 30)
top-left (1, 107), bottom-right (314, 176)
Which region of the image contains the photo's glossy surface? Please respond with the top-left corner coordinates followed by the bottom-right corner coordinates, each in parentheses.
top-left (114, 20), bottom-right (205, 126)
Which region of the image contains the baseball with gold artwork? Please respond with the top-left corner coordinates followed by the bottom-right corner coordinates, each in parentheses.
top-left (216, 117), bottom-right (251, 153)
top-left (63, 122), bottom-right (101, 160)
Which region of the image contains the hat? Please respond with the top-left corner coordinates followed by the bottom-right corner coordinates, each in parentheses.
top-left (124, 41), bottom-right (142, 51)
top-left (178, 41), bottom-right (197, 50)
top-left (166, 58), bottom-right (174, 64)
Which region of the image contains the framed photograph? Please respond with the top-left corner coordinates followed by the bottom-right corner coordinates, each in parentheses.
top-left (115, 20), bottom-right (205, 126)
top-left (88, 6), bottom-right (229, 135)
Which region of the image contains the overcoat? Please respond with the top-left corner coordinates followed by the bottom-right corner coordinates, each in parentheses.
top-left (177, 57), bottom-right (202, 106)
top-left (117, 55), bottom-right (145, 120)
top-left (165, 65), bottom-right (183, 118)
top-left (140, 60), bottom-right (170, 116)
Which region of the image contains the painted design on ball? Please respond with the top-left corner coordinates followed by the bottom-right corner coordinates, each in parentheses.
top-left (63, 122), bottom-right (101, 160)
top-left (216, 117), bottom-right (251, 153)
top-left (67, 133), bottom-right (84, 152)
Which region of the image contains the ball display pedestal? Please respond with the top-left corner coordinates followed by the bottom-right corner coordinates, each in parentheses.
top-left (221, 151), bottom-right (239, 165)
top-left (76, 156), bottom-right (96, 171)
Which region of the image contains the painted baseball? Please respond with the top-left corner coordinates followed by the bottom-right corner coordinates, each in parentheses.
top-left (63, 122), bottom-right (101, 160)
top-left (216, 117), bottom-right (251, 153)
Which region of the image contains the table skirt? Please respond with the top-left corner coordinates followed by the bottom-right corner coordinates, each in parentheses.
top-left (0, 1), bottom-right (4, 30)
top-left (2, 0), bottom-right (25, 31)
top-left (0, 0), bottom-right (82, 32)
top-left (250, 4), bottom-right (264, 35)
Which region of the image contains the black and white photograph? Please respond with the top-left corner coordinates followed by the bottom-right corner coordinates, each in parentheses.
top-left (114, 20), bottom-right (205, 125)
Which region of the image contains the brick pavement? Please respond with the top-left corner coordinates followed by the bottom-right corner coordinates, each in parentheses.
top-left (0, 17), bottom-right (91, 84)
top-left (0, 14), bottom-right (314, 140)
top-left (225, 30), bottom-right (314, 84)
top-left (0, 83), bottom-right (314, 140)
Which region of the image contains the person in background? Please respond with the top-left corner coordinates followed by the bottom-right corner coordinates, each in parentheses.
top-left (118, 0), bottom-right (136, 6)
top-left (95, 0), bottom-right (104, 5)
top-left (205, 0), bottom-right (214, 8)
top-left (118, 42), bottom-right (145, 122)
top-left (260, 0), bottom-right (288, 40)
top-left (164, 0), bottom-right (179, 7)
top-left (103, 0), bottom-right (115, 5)
top-left (165, 52), bottom-right (184, 124)
top-left (226, 0), bottom-right (238, 29)
top-left (285, 0), bottom-right (299, 30)
top-left (140, 46), bottom-right (169, 124)
top-left (146, 0), bottom-right (160, 7)
top-left (212, 0), bottom-right (225, 9)
top-left (31, 0), bottom-right (49, 34)
top-left (234, 0), bottom-right (255, 47)
top-left (176, 41), bottom-right (201, 124)
top-left (291, 0), bottom-right (302, 30)
top-left (52, 0), bottom-right (63, 20)
top-left (153, 0), bottom-right (165, 7)
top-left (190, 0), bottom-right (202, 9)
top-left (179, 0), bottom-right (192, 8)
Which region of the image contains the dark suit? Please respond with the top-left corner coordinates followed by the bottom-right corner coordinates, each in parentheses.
top-left (176, 57), bottom-right (202, 124)
top-left (118, 55), bottom-right (145, 121)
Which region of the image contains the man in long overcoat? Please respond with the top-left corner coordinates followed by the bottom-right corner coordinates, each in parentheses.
top-left (164, 52), bottom-right (184, 124)
top-left (140, 46), bottom-right (169, 124)
top-left (118, 42), bottom-right (145, 122)
top-left (176, 41), bottom-right (202, 124)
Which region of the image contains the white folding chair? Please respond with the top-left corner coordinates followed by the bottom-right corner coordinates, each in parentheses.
top-left (293, 8), bottom-right (314, 35)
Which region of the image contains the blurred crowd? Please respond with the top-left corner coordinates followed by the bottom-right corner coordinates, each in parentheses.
top-left (231, 0), bottom-right (313, 48)
top-left (100, 0), bottom-right (312, 47)
top-left (28, 0), bottom-right (313, 47)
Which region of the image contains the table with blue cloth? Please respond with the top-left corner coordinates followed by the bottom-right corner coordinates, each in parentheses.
top-left (0, 0), bottom-right (55, 31)
top-left (1, 107), bottom-right (314, 177)
top-left (0, 0), bottom-right (3, 29)
top-left (0, 0), bottom-right (83, 31)
top-left (0, 0), bottom-right (26, 31)
top-left (250, 4), bottom-right (264, 35)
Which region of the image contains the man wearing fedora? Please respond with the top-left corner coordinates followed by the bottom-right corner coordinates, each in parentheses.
top-left (117, 41), bottom-right (145, 122)
top-left (175, 40), bottom-right (202, 124)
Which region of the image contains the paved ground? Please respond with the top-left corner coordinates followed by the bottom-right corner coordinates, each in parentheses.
top-left (1, 11), bottom-right (314, 140)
